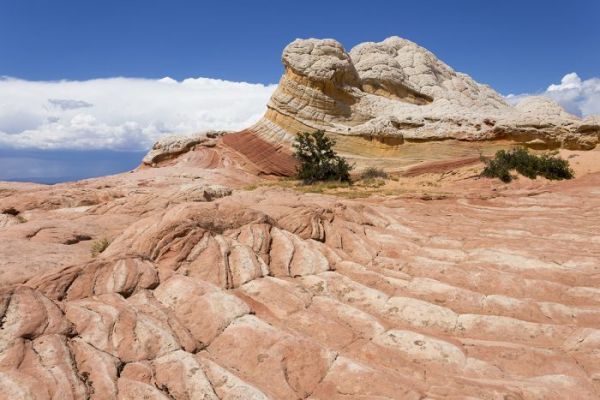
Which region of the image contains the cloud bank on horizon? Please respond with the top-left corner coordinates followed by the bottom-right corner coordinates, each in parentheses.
top-left (0, 73), bottom-right (598, 151)
top-left (506, 73), bottom-right (600, 118)
top-left (0, 77), bottom-right (276, 151)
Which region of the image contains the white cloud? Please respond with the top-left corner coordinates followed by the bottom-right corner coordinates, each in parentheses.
top-left (0, 77), bottom-right (276, 150)
top-left (506, 72), bottom-right (600, 118)
top-left (48, 98), bottom-right (93, 110)
top-left (547, 72), bottom-right (582, 92)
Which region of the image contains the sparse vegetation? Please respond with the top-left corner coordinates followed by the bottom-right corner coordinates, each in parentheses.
top-left (358, 178), bottom-right (386, 189)
top-left (481, 147), bottom-right (574, 183)
top-left (2, 207), bottom-right (20, 216)
top-left (91, 238), bottom-right (110, 257)
top-left (360, 167), bottom-right (388, 180)
top-left (293, 130), bottom-right (353, 184)
top-left (2, 207), bottom-right (27, 223)
top-left (297, 180), bottom-right (352, 193)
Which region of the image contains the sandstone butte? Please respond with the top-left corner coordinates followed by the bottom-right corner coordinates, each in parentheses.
top-left (1, 37), bottom-right (600, 400)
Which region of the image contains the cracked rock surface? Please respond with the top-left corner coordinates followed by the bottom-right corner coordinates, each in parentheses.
top-left (1, 138), bottom-right (600, 399)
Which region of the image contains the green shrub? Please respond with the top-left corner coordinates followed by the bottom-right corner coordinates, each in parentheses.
top-left (360, 167), bottom-right (388, 180)
top-left (91, 238), bottom-right (110, 257)
top-left (293, 130), bottom-right (353, 184)
top-left (537, 153), bottom-right (575, 180)
top-left (481, 147), bottom-right (574, 183)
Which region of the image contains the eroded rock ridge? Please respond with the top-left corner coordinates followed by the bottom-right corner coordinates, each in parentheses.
top-left (251, 37), bottom-right (599, 153)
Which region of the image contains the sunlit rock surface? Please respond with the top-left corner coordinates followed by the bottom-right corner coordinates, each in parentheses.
top-left (245, 36), bottom-right (599, 171)
top-left (1, 36), bottom-right (600, 399)
top-left (1, 138), bottom-right (600, 399)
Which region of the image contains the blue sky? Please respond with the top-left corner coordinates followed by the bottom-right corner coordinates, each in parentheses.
top-left (2, 0), bottom-right (598, 94)
top-left (0, 0), bottom-right (599, 182)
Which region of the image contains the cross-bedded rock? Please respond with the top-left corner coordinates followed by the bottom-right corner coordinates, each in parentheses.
top-left (250, 36), bottom-right (599, 160)
top-left (1, 36), bottom-right (600, 400)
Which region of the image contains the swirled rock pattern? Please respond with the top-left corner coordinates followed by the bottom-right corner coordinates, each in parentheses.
top-left (1, 147), bottom-right (600, 399)
top-left (249, 36), bottom-right (600, 159)
top-left (2, 36), bottom-right (600, 400)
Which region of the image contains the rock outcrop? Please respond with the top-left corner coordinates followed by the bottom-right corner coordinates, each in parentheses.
top-left (246, 36), bottom-right (599, 158)
top-left (2, 148), bottom-right (600, 398)
top-left (2, 36), bottom-right (600, 400)
top-left (142, 131), bottom-right (226, 166)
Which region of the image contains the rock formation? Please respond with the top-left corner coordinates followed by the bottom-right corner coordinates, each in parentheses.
top-left (1, 37), bottom-right (600, 399)
top-left (2, 138), bottom-right (600, 398)
top-left (243, 36), bottom-right (599, 163)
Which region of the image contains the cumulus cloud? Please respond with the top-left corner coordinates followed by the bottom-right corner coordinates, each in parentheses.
top-left (0, 77), bottom-right (276, 150)
top-left (506, 72), bottom-right (600, 118)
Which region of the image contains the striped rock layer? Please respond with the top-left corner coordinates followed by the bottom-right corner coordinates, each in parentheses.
top-left (244, 37), bottom-right (600, 168)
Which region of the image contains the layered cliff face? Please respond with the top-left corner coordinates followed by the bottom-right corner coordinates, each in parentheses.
top-left (250, 36), bottom-right (599, 157)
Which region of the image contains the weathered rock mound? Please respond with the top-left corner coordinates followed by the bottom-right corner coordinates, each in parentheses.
top-left (2, 36), bottom-right (600, 400)
top-left (248, 36), bottom-right (599, 155)
top-left (138, 38), bottom-right (599, 176)
top-left (142, 131), bottom-right (226, 166)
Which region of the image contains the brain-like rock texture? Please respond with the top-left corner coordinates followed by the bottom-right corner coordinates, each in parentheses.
top-left (2, 160), bottom-right (600, 399)
top-left (2, 35), bottom-right (600, 400)
top-left (247, 36), bottom-right (599, 159)
top-left (283, 39), bottom-right (360, 85)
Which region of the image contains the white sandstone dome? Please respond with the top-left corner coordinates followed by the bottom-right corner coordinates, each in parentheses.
top-left (256, 36), bottom-right (600, 150)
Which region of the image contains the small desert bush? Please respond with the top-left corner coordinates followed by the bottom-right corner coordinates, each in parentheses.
top-left (91, 238), bottom-right (110, 257)
top-left (293, 130), bottom-right (353, 184)
top-left (481, 147), bottom-right (574, 183)
top-left (360, 167), bottom-right (388, 180)
top-left (2, 207), bottom-right (27, 223)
